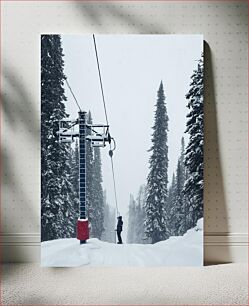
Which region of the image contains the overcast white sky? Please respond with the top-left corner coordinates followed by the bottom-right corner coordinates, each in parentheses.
top-left (61, 35), bottom-right (203, 238)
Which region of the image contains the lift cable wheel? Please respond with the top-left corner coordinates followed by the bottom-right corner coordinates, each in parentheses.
top-left (108, 137), bottom-right (119, 217)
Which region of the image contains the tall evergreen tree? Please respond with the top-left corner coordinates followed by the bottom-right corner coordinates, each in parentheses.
top-left (176, 139), bottom-right (187, 235)
top-left (168, 138), bottom-right (190, 236)
top-left (167, 173), bottom-right (176, 212)
top-left (145, 81), bottom-right (169, 243)
top-left (180, 137), bottom-right (186, 169)
top-left (41, 35), bottom-right (76, 241)
top-left (171, 159), bottom-right (185, 235)
top-left (91, 147), bottom-right (105, 239)
top-left (184, 56), bottom-right (204, 227)
top-left (176, 140), bottom-right (185, 197)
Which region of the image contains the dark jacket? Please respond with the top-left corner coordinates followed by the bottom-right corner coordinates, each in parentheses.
top-left (117, 218), bottom-right (123, 232)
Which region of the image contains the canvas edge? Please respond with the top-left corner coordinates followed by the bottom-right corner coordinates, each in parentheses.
top-left (0, 232), bottom-right (247, 264)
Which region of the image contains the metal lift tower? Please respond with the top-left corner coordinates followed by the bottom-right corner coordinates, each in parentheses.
top-left (58, 111), bottom-right (111, 244)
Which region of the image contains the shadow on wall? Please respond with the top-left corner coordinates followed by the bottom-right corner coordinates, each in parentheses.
top-left (2, 67), bottom-right (38, 137)
top-left (1, 67), bottom-right (40, 266)
top-left (204, 42), bottom-right (230, 264)
top-left (74, 2), bottom-right (167, 34)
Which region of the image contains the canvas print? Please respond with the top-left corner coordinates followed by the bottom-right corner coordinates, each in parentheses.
top-left (41, 34), bottom-right (204, 267)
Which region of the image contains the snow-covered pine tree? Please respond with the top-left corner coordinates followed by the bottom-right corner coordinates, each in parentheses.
top-left (176, 141), bottom-right (185, 200)
top-left (175, 138), bottom-right (188, 235)
top-left (41, 35), bottom-right (76, 241)
top-left (127, 194), bottom-right (136, 243)
top-left (184, 56), bottom-right (204, 228)
top-left (177, 137), bottom-right (192, 235)
top-left (91, 147), bottom-right (105, 239)
top-left (168, 138), bottom-right (192, 236)
top-left (180, 137), bottom-right (186, 170)
top-left (145, 81), bottom-right (170, 243)
top-left (171, 159), bottom-right (185, 236)
top-left (167, 173), bottom-right (176, 213)
top-left (86, 111), bottom-right (94, 225)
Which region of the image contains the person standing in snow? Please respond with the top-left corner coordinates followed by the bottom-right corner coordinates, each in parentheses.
top-left (116, 216), bottom-right (123, 244)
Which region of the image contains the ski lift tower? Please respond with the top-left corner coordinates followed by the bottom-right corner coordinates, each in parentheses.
top-left (58, 111), bottom-right (111, 244)
top-left (78, 111), bottom-right (88, 244)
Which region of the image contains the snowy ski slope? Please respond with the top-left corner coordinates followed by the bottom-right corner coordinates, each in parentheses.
top-left (41, 218), bottom-right (203, 267)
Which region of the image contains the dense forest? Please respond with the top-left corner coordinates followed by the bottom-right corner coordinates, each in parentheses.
top-left (127, 58), bottom-right (204, 243)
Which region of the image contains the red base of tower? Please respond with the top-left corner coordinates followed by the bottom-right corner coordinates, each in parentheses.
top-left (77, 219), bottom-right (89, 241)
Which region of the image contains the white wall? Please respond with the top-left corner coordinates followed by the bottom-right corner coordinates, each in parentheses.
top-left (1, 0), bottom-right (248, 263)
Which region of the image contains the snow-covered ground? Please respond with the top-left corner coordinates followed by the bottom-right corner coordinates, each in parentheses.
top-left (41, 218), bottom-right (203, 267)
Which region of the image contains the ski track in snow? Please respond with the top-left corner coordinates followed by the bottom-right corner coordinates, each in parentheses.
top-left (41, 218), bottom-right (203, 267)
